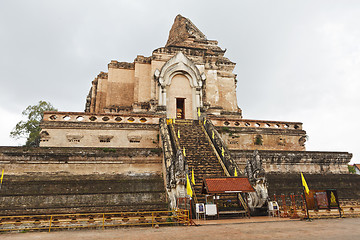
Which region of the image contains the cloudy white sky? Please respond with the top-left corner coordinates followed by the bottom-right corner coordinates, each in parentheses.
top-left (0, 0), bottom-right (359, 163)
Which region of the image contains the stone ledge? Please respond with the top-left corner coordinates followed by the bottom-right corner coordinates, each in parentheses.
top-left (0, 147), bottom-right (162, 157)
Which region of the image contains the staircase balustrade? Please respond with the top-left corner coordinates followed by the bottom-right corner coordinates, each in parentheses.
top-left (159, 118), bottom-right (198, 207)
top-left (202, 118), bottom-right (241, 176)
top-left (202, 118), bottom-right (251, 217)
top-left (159, 118), bottom-right (177, 189)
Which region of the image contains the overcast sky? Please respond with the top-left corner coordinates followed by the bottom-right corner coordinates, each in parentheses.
top-left (0, 0), bottom-right (359, 163)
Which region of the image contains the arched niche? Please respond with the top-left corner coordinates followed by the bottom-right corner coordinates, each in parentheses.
top-left (156, 52), bottom-right (204, 119)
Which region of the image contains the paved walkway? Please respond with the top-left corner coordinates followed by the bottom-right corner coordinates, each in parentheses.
top-left (193, 216), bottom-right (298, 225)
top-left (1, 217), bottom-right (359, 240)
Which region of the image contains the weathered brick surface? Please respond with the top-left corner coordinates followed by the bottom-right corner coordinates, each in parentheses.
top-left (0, 147), bottom-right (167, 216)
top-left (0, 174), bottom-right (167, 216)
top-left (266, 173), bottom-right (360, 200)
top-left (231, 150), bottom-right (351, 174)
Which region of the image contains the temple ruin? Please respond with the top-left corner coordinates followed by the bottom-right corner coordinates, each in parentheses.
top-left (0, 15), bottom-right (357, 218)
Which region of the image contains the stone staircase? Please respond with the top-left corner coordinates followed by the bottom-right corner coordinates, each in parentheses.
top-left (172, 120), bottom-right (226, 203)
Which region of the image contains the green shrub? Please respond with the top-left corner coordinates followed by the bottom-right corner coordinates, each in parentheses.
top-left (348, 165), bottom-right (356, 174)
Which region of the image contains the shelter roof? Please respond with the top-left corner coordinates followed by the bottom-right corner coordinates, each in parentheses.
top-left (201, 177), bottom-right (255, 194)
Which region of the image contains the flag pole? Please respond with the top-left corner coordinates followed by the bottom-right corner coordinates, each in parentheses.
top-left (303, 187), bottom-right (310, 220)
top-left (301, 172), bottom-right (311, 220)
top-left (190, 197), bottom-right (192, 221)
top-left (0, 169), bottom-right (4, 190)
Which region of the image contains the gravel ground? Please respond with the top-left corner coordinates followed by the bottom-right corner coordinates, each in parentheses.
top-left (1, 217), bottom-right (359, 240)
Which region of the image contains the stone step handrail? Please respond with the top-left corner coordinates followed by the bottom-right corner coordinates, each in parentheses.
top-left (159, 118), bottom-right (198, 208)
top-left (203, 118), bottom-right (241, 177)
top-left (169, 120), bottom-right (199, 203)
top-left (159, 118), bottom-right (176, 190)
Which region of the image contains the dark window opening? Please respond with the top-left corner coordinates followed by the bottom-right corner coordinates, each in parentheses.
top-left (176, 98), bottom-right (185, 119)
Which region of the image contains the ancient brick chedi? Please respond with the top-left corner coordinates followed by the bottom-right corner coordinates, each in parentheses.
top-left (85, 14), bottom-right (240, 117)
top-left (40, 15), bottom-right (307, 152)
top-left (0, 15), bottom-right (355, 216)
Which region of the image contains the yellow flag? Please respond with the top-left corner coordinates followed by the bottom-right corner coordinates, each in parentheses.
top-left (177, 130), bottom-right (180, 138)
top-left (173, 119), bottom-right (176, 124)
top-left (301, 172), bottom-right (310, 195)
top-left (234, 168), bottom-right (238, 177)
top-left (191, 168), bottom-right (195, 185)
top-left (330, 192), bottom-right (337, 205)
top-left (212, 131), bottom-right (214, 139)
top-left (183, 147), bottom-right (186, 157)
top-left (204, 119), bottom-right (206, 125)
top-left (186, 174), bottom-right (193, 197)
top-left (221, 147), bottom-right (224, 157)
top-left (0, 169), bottom-right (4, 184)
top-left (198, 108), bottom-right (201, 117)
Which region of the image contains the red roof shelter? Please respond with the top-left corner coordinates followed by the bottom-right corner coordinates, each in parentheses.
top-left (201, 177), bottom-right (255, 194)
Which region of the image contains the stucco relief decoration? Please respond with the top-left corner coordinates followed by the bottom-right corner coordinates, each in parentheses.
top-left (278, 137), bottom-right (286, 146)
top-left (157, 52), bottom-right (203, 88)
top-left (98, 135), bottom-right (114, 142)
top-left (127, 133), bottom-right (142, 143)
top-left (66, 134), bottom-right (84, 143)
top-left (299, 135), bottom-right (307, 146)
top-left (40, 131), bottom-right (50, 142)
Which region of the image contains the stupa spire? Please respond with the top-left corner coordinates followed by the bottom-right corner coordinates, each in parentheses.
top-left (166, 14), bottom-right (207, 47)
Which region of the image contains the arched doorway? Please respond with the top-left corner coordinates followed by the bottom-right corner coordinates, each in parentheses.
top-left (166, 74), bottom-right (193, 119)
top-left (156, 52), bottom-right (204, 120)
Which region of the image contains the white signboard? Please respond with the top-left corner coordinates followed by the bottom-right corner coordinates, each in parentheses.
top-left (196, 203), bottom-right (205, 213)
top-left (205, 204), bottom-right (217, 216)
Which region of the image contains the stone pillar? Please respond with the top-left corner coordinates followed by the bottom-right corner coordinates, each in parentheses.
top-left (196, 87), bottom-right (201, 107)
top-left (162, 87), bottom-right (167, 106)
top-left (158, 85), bottom-right (163, 106)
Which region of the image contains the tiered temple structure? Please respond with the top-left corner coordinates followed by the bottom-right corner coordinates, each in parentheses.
top-left (40, 15), bottom-right (307, 153)
top-left (0, 15), bottom-right (357, 217)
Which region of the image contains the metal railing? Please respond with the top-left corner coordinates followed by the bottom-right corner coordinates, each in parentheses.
top-left (273, 194), bottom-right (306, 218)
top-left (0, 209), bottom-right (190, 232)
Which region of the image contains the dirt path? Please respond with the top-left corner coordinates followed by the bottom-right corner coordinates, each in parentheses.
top-left (1, 217), bottom-right (359, 240)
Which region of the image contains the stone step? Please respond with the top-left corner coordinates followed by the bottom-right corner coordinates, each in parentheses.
top-left (172, 120), bottom-right (226, 198)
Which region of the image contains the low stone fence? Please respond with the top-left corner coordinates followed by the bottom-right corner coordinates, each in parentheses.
top-left (209, 117), bottom-right (303, 130)
top-left (43, 111), bottom-right (161, 124)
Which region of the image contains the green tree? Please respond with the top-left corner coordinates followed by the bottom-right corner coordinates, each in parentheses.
top-left (10, 101), bottom-right (57, 147)
top-left (348, 165), bottom-right (356, 174)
